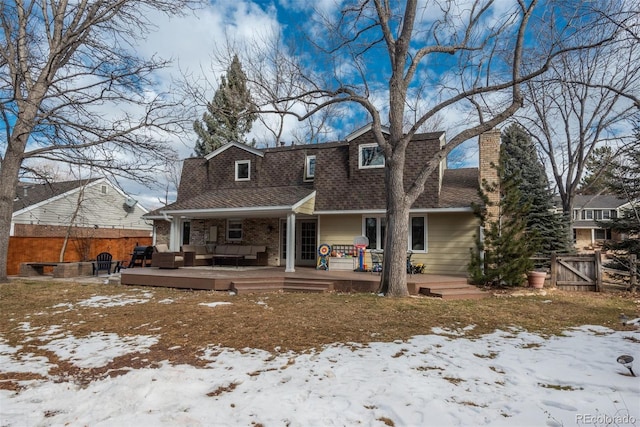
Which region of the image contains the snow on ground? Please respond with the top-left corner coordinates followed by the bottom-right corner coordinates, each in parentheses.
top-left (1, 293), bottom-right (639, 427)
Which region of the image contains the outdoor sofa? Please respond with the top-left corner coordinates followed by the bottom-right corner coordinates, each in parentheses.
top-left (181, 244), bottom-right (268, 266)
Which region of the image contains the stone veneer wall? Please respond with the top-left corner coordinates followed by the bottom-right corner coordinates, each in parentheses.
top-left (158, 218), bottom-right (282, 266)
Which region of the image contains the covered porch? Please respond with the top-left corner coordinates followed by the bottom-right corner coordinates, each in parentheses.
top-left (148, 187), bottom-right (317, 272)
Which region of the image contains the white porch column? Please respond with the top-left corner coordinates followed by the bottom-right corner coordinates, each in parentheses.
top-left (169, 217), bottom-right (181, 252)
top-left (285, 212), bottom-right (296, 272)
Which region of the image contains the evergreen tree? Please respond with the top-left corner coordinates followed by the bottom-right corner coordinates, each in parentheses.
top-left (599, 125), bottom-right (640, 281)
top-left (469, 149), bottom-right (535, 287)
top-left (578, 146), bottom-right (616, 195)
top-left (501, 124), bottom-right (572, 256)
top-left (194, 55), bottom-right (257, 156)
top-left (470, 125), bottom-right (573, 287)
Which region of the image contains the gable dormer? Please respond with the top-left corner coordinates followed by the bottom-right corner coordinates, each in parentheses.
top-left (204, 142), bottom-right (264, 189)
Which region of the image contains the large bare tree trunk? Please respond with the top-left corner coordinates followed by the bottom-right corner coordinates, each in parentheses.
top-left (379, 165), bottom-right (410, 296)
top-left (0, 152), bottom-right (22, 282)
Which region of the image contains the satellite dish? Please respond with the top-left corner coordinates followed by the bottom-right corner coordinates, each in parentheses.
top-left (124, 198), bottom-right (137, 208)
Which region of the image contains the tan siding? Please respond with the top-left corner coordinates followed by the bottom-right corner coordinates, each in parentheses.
top-left (319, 212), bottom-right (478, 275)
top-left (421, 212), bottom-right (478, 275)
top-left (319, 214), bottom-right (362, 245)
top-left (295, 197), bottom-right (315, 215)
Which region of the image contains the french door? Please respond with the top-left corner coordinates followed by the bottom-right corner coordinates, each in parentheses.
top-left (281, 219), bottom-right (317, 266)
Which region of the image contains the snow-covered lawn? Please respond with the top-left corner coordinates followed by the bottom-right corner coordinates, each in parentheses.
top-left (1, 292), bottom-right (638, 426)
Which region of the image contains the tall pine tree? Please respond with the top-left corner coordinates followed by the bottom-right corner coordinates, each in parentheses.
top-left (470, 125), bottom-right (572, 287)
top-left (469, 161), bottom-right (535, 287)
top-left (599, 124), bottom-right (640, 281)
top-left (501, 124), bottom-right (572, 256)
top-left (194, 55), bottom-right (257, 155)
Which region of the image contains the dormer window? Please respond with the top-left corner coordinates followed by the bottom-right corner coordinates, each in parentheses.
top-left (235, 160), bottom-right (250, 181)
top-left (305, 155), bottom-right (316, 181)
top-left (359, 143), bottom-right (384, 169)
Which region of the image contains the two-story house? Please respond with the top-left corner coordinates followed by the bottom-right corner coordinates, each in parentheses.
top-left (570, 194), bottom-right (629, 251)
top-left (145, 125), bottom-right (500, 274)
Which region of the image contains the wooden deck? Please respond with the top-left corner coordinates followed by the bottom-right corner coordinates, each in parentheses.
top-left (120, 266), bottom-right (489, 299)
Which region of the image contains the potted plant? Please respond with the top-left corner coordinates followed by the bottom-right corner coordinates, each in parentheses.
top-left (527, 270), bottom-right (547, 288)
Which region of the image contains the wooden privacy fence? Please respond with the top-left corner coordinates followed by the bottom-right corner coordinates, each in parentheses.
top-left (540, 252), bottom-right (638, 292)
top-left (7, 236), bottom-right (152, 276)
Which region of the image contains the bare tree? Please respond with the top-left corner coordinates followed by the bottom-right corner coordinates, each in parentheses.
top-left (517, 8), bottom-right (640, 218)
top-left (157, 158), bottom-right (183, 207)
top-left (0, 0), bottom-right (198, 281)
top-left (250, 1), bottom-right (624, 296)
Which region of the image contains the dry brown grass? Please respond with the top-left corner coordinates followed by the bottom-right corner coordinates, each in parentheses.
top-left (1, 279), bottom-right (638, 389)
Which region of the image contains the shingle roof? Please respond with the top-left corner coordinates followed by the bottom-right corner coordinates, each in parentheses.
top-left (13, 179), bottom-right (101, 213)
top-left (438, 168), bottom-right (482, 208)
top-left (157, 129), bottom-right (482, 216)
top-left (571, 195), bottom-right (628, 209)
top-left (157, 186), bottom-right (315, 213)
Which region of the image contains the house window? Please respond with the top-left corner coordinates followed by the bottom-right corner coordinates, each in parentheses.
top-left (410, 216), bottom-right (427, 252)
top-left (602, 210), bottom-right (610, 220)
top-left (582, 210), bottom-right (593, 220)
top-left (182, 221), bottom-right (191, 245)
top-left (594, 228), bottom-right (611, 240)
top-left (611, 210), bottom-right (618, 219)
top-left (235, 160), bottom-right (250, 181)
top-left (101, 185), bottom-right (108, 194)
top-left (593, 210), bottom-right (603, 220)
top-left (305, 155), bottom-right (316, 181)
top-left (364, 217), bottom-right (386, 250)
top-left (363, 215), bottom-right (428, 252)
top-left (573, 209), bottom-right (580, 220)
top-left (359, 143), bottom-right (385, 169)
top-left (227, 220), bottom-right (242, 241)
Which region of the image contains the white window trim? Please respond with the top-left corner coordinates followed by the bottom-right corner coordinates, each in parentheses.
top-left (363, 215), bottom-right (385, 250)
top-left (409, 215), bottom-right (428, 253)
top-left (358, 143), bottom-right (385, 169)
top-left (235, 160), bottom-right (251, 181)
top-left (304, 155), bottom-right (316, 181)
top-left (227, 219), bottom-right (243, 241)
top-left (361, 215), bottom-right (428, 252)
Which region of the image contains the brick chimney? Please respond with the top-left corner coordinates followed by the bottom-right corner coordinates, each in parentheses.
top-left (478, 129), bottom-right (501, 221)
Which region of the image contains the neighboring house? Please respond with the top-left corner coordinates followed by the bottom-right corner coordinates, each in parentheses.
top-left (146, 125), bottom-right (501, 275)
top-left (568, 194), bottom-right (629, 252)
top-left (8, 178), bottom-right (153, 275)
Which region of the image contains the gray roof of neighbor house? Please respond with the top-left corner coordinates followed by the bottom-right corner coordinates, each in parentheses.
top-left (13, 178), bottom-right (101, 213)
top-left (148, 128), bottom-right (483, 217)
top-left (571, 194), bottom-right (628, 209)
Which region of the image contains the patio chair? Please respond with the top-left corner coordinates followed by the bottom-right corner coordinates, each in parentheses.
top-left (151, 244), bottom-right (185, 269)
top-left (93, 252), bottom-right (115, 276)
top-left (370, 250), bottom-right (383, 274)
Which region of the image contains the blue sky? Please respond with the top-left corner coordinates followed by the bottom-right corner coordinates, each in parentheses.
top-left (142, 1), bottom-right (482, 151)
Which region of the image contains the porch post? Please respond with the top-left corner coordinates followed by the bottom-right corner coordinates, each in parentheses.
top-left (169, 217), bottom-right (181, 252)
top-left (285, 212), bottom-right (296, 272)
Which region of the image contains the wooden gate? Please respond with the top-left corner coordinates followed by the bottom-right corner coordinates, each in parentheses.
top-left (550, 253), bottom-right (602, 292)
